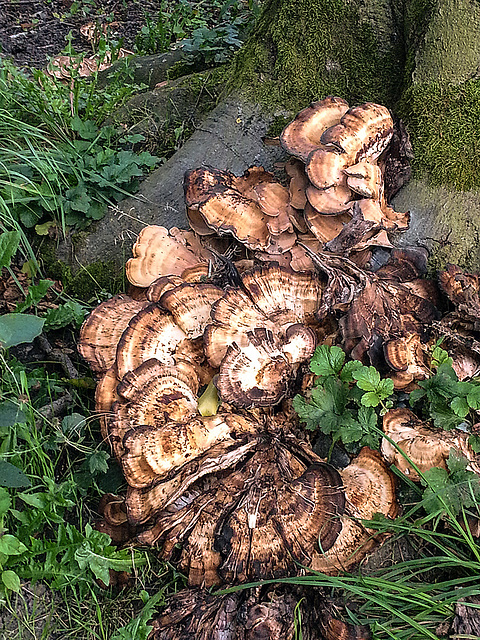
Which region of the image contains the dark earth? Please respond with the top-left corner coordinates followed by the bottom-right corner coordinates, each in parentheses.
top-left (0, 0), bottom-right (166, 68)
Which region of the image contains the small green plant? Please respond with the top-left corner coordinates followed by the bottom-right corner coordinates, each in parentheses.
top-left (134, 0), bottom-right (260, 62)
top-left (0, 58), bottom-right (160, 234)
top-left (409, 345), bottom-right (480, 431)
top-left (293, 345), bottom-right (394, 451)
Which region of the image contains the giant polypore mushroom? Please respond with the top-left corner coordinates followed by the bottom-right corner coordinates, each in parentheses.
top-left (77, 95), bottom-right (432, 640)
top-left (382, 408), bottom-right (480, 480)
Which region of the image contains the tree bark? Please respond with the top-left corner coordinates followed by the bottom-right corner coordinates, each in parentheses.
top-left (69, 0), bottom-right (480, 273)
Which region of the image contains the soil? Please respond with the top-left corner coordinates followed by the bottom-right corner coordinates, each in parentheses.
top-left (0, 0), bottom-right (158, 68)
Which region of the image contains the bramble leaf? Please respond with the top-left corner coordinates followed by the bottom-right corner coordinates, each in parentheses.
top-left (309, 345), bottom-right (345, 378)
top-left (353, 366), bottom-right (381, 392)
top-left (450, 396), bottom-right (469, 418)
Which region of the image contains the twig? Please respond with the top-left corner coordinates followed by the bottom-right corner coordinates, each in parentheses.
top-left (37, 334), bottom-right (79, 379)
top-left (36, 392), bottom-right (73, 425)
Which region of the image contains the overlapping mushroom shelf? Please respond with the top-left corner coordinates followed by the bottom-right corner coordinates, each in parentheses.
top-left (78, 97), bottom-right (480, 639)
top-left (79, 260), bottom-right (400, 588)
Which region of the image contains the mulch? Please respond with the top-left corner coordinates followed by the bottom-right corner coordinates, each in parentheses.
top-left (0, 0), bottom-right (159, 68)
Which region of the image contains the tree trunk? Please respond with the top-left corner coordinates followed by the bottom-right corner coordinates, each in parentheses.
top-left (69, 0), bottom-right (480, 276)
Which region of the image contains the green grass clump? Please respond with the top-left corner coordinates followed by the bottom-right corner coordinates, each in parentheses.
top-left (0, 58), bottom-right (160, 235)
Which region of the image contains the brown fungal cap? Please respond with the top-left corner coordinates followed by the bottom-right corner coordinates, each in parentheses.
top-left (321, 102), bottom-right (393, 161)
top-left (126, 226), bottom-right (213, 287)
top-left (280, 97), bottom-right (349, 161)
top-left (111, 359), bottom-right (199, 459)
top-left (95, 365), bottom-right (120, 441)
top-left (183, 166), bottom-right (235, 207)
top-left (159, 282), bottom-right (223, 339)
top-left (115, 304), bottom-right (190, 379)
top-left (382, 408), bottom-right (480, 480)
top-left (216, 328), bottom-right (291, 408)
top-left (204, 287), bottom-right (275, 368)
top-left (304, 201), bottom-right (351, 243)
top-left (383, 333), bottom-right (429, 389)
top-left (281, 323), bottom-right (317, 364)
top-left (285, 158), bottom-right (308, 211)
top-left (78, 295), bottom-right (149, 374)
top-left (439, 264), bottom-right (480, 319)
top-left (121, 415), bottom-right (238, 488)
top-left (311, 448), bottom-right (397, 574)
top-left (306, 147), bottom-right (352, 190)
top-left (146, 275), bottom-right (185, 302)
top-left (240, 264), bottom-right (322, 324)
top-left (198, 188), bottom-right (270, 250)
top-left (306, 182), bottom-right (354, 215)
top-left (271, 461), bottom-right (345, 560)
top-left (344, 161), bottom-right (382, 199)
top-left (231, 165), bottom-right (276, 199)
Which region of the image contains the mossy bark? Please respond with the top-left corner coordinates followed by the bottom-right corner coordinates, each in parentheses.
top-left (224, 0), bottom-right (480, 269)
top-left (73, 0), bottom-right (480, 271)
top-left (229, 0), bottom-right (405, 111)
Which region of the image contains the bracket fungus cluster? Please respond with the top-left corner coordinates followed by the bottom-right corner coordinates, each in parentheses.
top-left (78, 97), bottom-right (480, 639)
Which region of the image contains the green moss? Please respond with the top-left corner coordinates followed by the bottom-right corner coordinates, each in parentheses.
top-left (402, 0), bottom-right (436, 82)
top-left (399, 80), bottom-right (480, 190)
top-left (266, 115), bottom-right (291, 137)
top-left (411, 0), bottom-right (480, 85)
top-left (40, 241), bottom-right (125, 302)
top-left (228, 0), bottom-right (404, 113)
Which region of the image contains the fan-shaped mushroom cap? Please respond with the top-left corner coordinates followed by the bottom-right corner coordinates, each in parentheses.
top-left (439, 264), bottom-right (480, 319)
top-left (270, 461), bottom-right (345, 560)
top-left (382, 409), bottom-right (449, 479)
top-left (285, 158), bottom-right (308, 211)
top-left (381, 408), bottom-right (480, 479)
top-left (116, 305), bottom-right (191, 379)
top-left (344, 161), bottom-right (382, 199)
top-left (95, 365), bottom-right (120, 440)
top-left (253, 182), bottom-right (295, 236)
top-left (254, 181), bottom-right (290, 217)
top-left (181, 264), bottom-right (210, 282)
top-left (217, 328), bottom-right (292, 408)
top-left (198, 189), bottom-right (270, 250)
top-left (341, 448), bottom-right (398, 520)
top-left (110, 359), bottom-right (199, 457)
top-left (321, 103), bottom-right (393, 161)
top-left (304, 202), bottom-right (351, 243)
top-left (126, 226), bottom-right (213, 287)
top-left (126, 436), bottom-right (260, 524)
top-left (306, 183), bottom-right (354, 215)
top-left (122, 414), bottom-right (244, 488)
top-left (78, 295), bottom-right (149, 374)
top-left (184, 166), bottom-right (235, 207)
top-left (204, 287), bottom-right (275, 367)
top-left (262, 232), bottom-right (297, 257)
top-left (280, 97), bottom-right (350, 162)
top-left (159, 283), bottom-right (224, 339)
top-left (311, 448), bottom-right (397, 573)
top-left (281, 324), bottom-right (317, 364)
top-left (376, 247), bottom-right (429, 282)
top-left (147, 275), bottom-right (185, 302)
top-left (306, 148), bottom-right (352, 190)
top-left (240, 264), bottom-right (322, 325)
top-left (186, 206), bottom-right (217, 236)
top-left (289, 241), bottom-right (318, 271)
top-left (232, 165), bottom-right (276, 199)
top-left (383, 333), bottom-right (429, 389)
